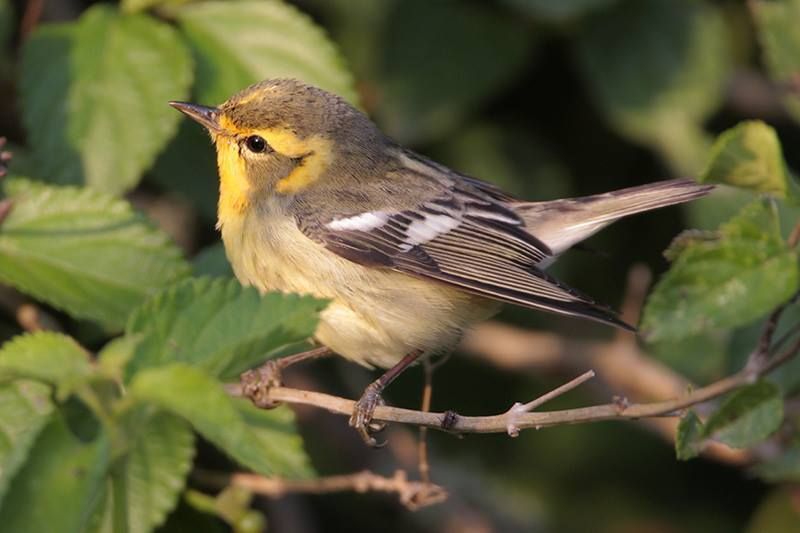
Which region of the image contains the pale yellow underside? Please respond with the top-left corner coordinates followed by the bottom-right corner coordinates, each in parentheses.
top-left (219, 198), bottom-right (499, 369)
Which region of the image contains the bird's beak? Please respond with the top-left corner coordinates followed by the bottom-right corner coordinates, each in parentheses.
top-left (169, 101), bottom-right (221, 133)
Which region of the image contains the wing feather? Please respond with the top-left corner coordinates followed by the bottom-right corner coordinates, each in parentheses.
top-left (302, 155), bottom-right (633, 331)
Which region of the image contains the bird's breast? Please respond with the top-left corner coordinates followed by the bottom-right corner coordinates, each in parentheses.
top-left (219, 202), bottom-right (500, 368)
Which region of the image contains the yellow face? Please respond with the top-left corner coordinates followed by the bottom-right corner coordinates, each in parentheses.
top-left (211, 113), bottom-right (334, 222)
top-left (169, 93), bottom-right (335, 224)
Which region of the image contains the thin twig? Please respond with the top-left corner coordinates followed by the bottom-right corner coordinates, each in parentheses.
top-left (457, 265), bottom-right (760, 464)
top-left (505, 370), bottom-right (595, 437)
top-left (230, 330), bottom-right (800, 436)
top-left (228, 470), bottom-right (447, 511)
top-left (747, 303), bottom-right (787, 370)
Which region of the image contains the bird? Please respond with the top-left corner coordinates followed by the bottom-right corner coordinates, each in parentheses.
top-left (170, 78), bottom-right (714, 446)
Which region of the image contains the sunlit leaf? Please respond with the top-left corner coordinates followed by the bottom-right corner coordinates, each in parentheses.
top-left (0, 179), bottom-right (190, 330)
top-left (0, 381), bottom-right (53, 506)
top-left (0, 332), bottom-right (92, 397)
top-left (20, 5), bottom-right (193, 194)
top-left (0, 413), bottom-right (110, 533)
top-left (129, 364), bottom-right (312, 477)
top-left (125, 277), bottom-right (326, 380)
top-left (121, 0), bottom-right (192, 14)
top-left (702, 121), bottom-right (792, 198)
top-left (116, 411), bottom-right (195, 533)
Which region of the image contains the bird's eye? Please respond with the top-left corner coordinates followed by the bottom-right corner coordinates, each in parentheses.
top-left (244, 135), bottom-right (269, 154)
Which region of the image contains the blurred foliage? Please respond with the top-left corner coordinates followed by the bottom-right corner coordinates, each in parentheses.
top-left (1, 0), bottom-right (800, 532)
top-left (641, 200), bottom-right (798, 343)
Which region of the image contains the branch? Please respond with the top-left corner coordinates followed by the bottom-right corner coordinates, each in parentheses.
top-left (229, 470), bottom-right (447, 511)
top-left (228, 332), bottom-right (799, 438)
top-left (459, 265), bottom-right (756, 464)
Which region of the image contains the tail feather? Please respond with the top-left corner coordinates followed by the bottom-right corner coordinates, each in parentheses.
top-left (516, 179), bottom-right (714, 256)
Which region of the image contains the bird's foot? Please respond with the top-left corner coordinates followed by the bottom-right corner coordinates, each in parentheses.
top-left (240, 359), bottom-right (283, 409)
top-left (349, 382), bottom-right (388, 447)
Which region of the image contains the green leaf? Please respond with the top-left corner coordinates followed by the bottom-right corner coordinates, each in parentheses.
top-left (0, 412), bottom-right (110, 533)
top-left (0, 179), bottom-right (190, 330)
top-left (431, 123), bottom-right (573, 201)
top-left (121, 0), bottom-right (191, 14)
top-left (115, 411), bottom-right (195, 533)
top-left (753, 0), bottom-right (800, 125)
top-left (149, 121), bottom-right (219, 220)
top-left (125, 277), bottom-right (327, 380)
top-left (237, 399), bottom-right (313, 478)
top-left (502, 0), bottom-right (619, 22)
top-left (369, 0), bottom-right (534, 144)
top-left (120, 0), bottom-right (162, 13)
top-left (20, 5), bottom-right (193, 194)
top-left (703, 381), bottom-right (783, 449)
top-left (702, 121), bottom-right (792, 198)
top-left (648, 330), bottom-right (729, 384)
top-left (0, 332), bottom-right (92, 396)
top-left (574, 0), bottom-right (730, 174)
top-left (97, 335), bottom-right (142, 383)
top-left (193, 242), bottom-right (233, 278)
top-left (641, 200), bottom-right (798, 343)
top-left (175, 0), bottom-right (356, 105)
top-left (675, 410), bottom-right (705, 460)
top-left (0, 381), bottom-right (54, 506)
top-left (185, 486), bottom-right (266, 533)
top-left (0, 0), bottom-right (13, 78)
top-left (129, 363), bottom-right (311, 477)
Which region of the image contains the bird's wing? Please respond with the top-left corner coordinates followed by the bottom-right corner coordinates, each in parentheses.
top-left (297, 164), bottom-right (633, 331)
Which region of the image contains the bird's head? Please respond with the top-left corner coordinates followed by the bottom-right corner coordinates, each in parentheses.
top-left (170, 78), bottom-right (384, 220)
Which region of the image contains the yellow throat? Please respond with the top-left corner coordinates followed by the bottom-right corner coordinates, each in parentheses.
top-left (213, 116), bottom-right (334, 225)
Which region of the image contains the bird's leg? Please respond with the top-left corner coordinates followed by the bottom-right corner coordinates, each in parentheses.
top-left (350, 349), bottom-right (424, 447)
top-left (241, 345), bottom-right (333, 408)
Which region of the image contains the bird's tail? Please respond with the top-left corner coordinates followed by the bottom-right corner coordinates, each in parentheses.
top-left (515, 179), bottom-right (714, 256)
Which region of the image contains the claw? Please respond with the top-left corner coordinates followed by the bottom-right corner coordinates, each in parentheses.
top-left (240, 359), bottom-right (283, 409)
top-left (349, 383), bottom-right (388, 447)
